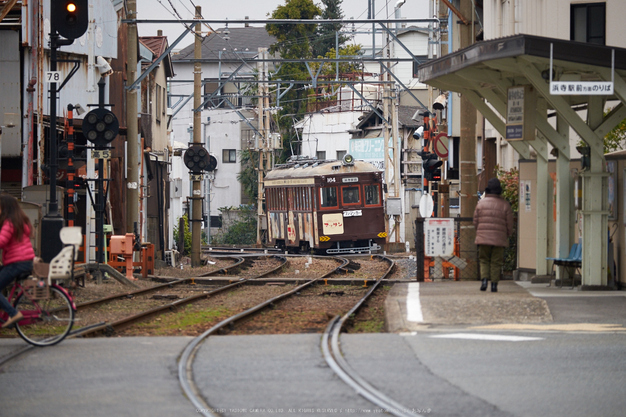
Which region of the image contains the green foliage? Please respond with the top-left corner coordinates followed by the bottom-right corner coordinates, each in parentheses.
top-left (495, 166), bottom-right (519, 272)
top-left (173, 214), bottom-right (192, 255)
top-left (266, 0), bottom-right (321, 59)
top-left (212, 206), bottom-right (258, 246)
top-left (495, 165), bottom-right (519, 212)
top-left (237, 149), bottom-right (259, 202)
top-left (604, 108), bottom-right (626, 153)
top-left (312, 0), bottom-right (350, 57)
top-left (267, 0), bottom-right (322, 162)
top-left (577, 108), bottom-right (626, 154)
top-left (310, 45), bottom-right (363, 78)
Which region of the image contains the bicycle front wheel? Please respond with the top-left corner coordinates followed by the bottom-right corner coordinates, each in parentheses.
top-left (14, 286), bottom-right (75, 346)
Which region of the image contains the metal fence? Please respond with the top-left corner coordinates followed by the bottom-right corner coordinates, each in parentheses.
top-left (414, 217), bottom-right (479, 281)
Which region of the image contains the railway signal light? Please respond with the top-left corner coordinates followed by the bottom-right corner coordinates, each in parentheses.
top-left (52, 0), bottom-right (88, 40)
top-left (184, 145), bottom-right (217, 173)
top-left (82, 108), bottom-right (119, 147)
top-left (421, 151), bottom-right (443, 182)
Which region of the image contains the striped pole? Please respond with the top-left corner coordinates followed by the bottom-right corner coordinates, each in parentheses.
top-left (66, 104), bottom-right (75, 227)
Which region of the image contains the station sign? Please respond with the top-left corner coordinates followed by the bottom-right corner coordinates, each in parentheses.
top-left (550, 81), bottom-right (613, 95)
top-left (505, 85), bottom-right (536, 142)
top-left (548, 43), bottom-right (614, 96)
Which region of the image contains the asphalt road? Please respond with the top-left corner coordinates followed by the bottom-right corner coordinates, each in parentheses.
top-left (1, 281), bottom-right (625, 417)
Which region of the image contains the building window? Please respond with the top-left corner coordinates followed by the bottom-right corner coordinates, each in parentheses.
top-left (336, 150), bottom-right (347, 160)
top-left (412, 55), bottom-right (429, 78)
top-left (571, 3), bottom-right (606, 45)
top-left (210, 215), bottom-right (222, 228)
top-left (222, 149), bottom-right (237, 163)
top-left (316, 151), bottom-right (326, 160)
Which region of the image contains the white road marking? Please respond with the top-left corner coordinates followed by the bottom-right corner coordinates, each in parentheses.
top-left (429, 333), bottom-right (544, 342)
top-left (406, 282), bottom-right (424, 323)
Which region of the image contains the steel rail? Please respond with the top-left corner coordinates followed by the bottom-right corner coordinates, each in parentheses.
top-left (178, 257), bottom-right (349, 417)
top-left (321, 256), bottom-right (423, 417)
top-left (74, 279), bottom-right (189, 310)
top-left (71, 255), bottom-right (288, 338)
top-left (71, 255), bottom-right (249, 310)
top-left (198, 256), bottom-right (247, 276)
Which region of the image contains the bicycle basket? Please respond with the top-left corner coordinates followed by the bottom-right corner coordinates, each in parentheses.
top-left (22, 278), bottom-right (50, 300)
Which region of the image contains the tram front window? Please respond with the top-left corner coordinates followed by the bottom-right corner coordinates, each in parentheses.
top-left (365, 184), bottom-right (380, 205)
top-left (342, 186), bottom-right (360, 204)
top-left (320, 187), bottom-right (338, 208)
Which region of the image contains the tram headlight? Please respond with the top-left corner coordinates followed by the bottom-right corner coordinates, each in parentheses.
top-left (342, 154), bottom-right (354, 166)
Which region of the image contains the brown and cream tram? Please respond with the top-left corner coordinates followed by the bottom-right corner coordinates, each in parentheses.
top-left (264, 155), bottom-right (386, 254)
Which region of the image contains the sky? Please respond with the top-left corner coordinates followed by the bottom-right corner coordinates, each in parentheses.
top-left (137, 0), bottom-right (431, 49)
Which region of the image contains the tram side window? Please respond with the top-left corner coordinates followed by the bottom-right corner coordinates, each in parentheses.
top-left (305, 188), bottom-right (313, 211)
top-left (278, 188), bottom-right (285, 210)
top-left (320, 186), bottom-right (338, 208)
top-left (342, 186), bottom-right (360, 205)
top-left (305, 187), bottom-right (311, 210)
top-left (364, 184), bottom-right (381, 206)
top-left (296, 187), bottom-right (302, 210)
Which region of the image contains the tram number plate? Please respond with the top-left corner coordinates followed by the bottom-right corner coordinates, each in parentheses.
top-left (343, 210), bottom-right (362, 217)
top-left (92, 149), bottom-right (111, 159)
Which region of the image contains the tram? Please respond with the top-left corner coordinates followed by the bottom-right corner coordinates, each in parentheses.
top-left (264, 155), bottom-right (386, 254)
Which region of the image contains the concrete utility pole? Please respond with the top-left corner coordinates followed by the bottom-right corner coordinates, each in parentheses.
top-left (191, 5), bottom-right (203, 266)
top-left (256, 48), bottom-right (271, 246)
top-left (126, 0), bottom-right (140, 234)
top-left (457, 0), bottom-right (478, 280)
top-left (458, 0), bottom-right (478, 218)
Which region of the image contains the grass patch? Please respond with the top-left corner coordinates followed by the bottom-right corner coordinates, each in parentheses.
top-left (351, 308), bottom-right (386, 333)
top-left (133, 304), bottom-right (232, 333)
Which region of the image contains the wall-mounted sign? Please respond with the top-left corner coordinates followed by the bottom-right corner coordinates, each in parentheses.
top-left (506, 85), bottom-right (537, 141)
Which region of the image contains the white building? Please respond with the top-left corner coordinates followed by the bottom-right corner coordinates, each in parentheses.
top-left (168, 26), bottom-right (276, 240)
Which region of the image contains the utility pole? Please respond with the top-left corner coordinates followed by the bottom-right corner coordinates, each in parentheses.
top-left (256, 48), bottom-right (271, 246)
top-left (126, 0), bottom-right (140, 234)
top-left (458, 0), bottom-right (478, 280)
top-left (459, 0), bottom-right (477, 218)
top-left (191, 5), bottom-right (203, 266)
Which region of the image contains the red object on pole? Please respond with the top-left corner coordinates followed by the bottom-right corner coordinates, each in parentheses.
top-left (66, 105), bottom-right (75, 227)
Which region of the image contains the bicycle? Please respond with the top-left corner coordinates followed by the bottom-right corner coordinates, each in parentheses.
top-left (0, 227), bottom-right (80, 347)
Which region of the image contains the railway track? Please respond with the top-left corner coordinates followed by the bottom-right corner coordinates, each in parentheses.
top-left (69, 254), bottom-right (332, 338)
top-left (178, 255), bottom-right (412, 417)
top-left (322, 257), bottom-right (421, 417)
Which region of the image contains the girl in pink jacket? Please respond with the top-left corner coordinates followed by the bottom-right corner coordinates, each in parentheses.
top-left (0, 194), bottom-right (35, 328)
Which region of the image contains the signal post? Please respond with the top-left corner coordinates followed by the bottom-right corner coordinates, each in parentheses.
top-left (41, 0), bottom-right (88, 261)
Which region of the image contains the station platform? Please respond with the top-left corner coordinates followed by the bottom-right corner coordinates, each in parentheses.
top-left (385, 280), bottom-right (626, 333)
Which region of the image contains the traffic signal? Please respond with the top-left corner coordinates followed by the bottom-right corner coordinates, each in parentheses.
top-left (421, 152), bottom-right (443, 182)
top-left (83, 108), bottom-right (119, 147)
top-left (184, 145), bottom-right (217, 173)
top-left (52, 0), bottom-right (88, 40)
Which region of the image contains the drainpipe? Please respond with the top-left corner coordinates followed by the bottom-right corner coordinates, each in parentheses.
top-left (394, 0), bottom-right (406, 31)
